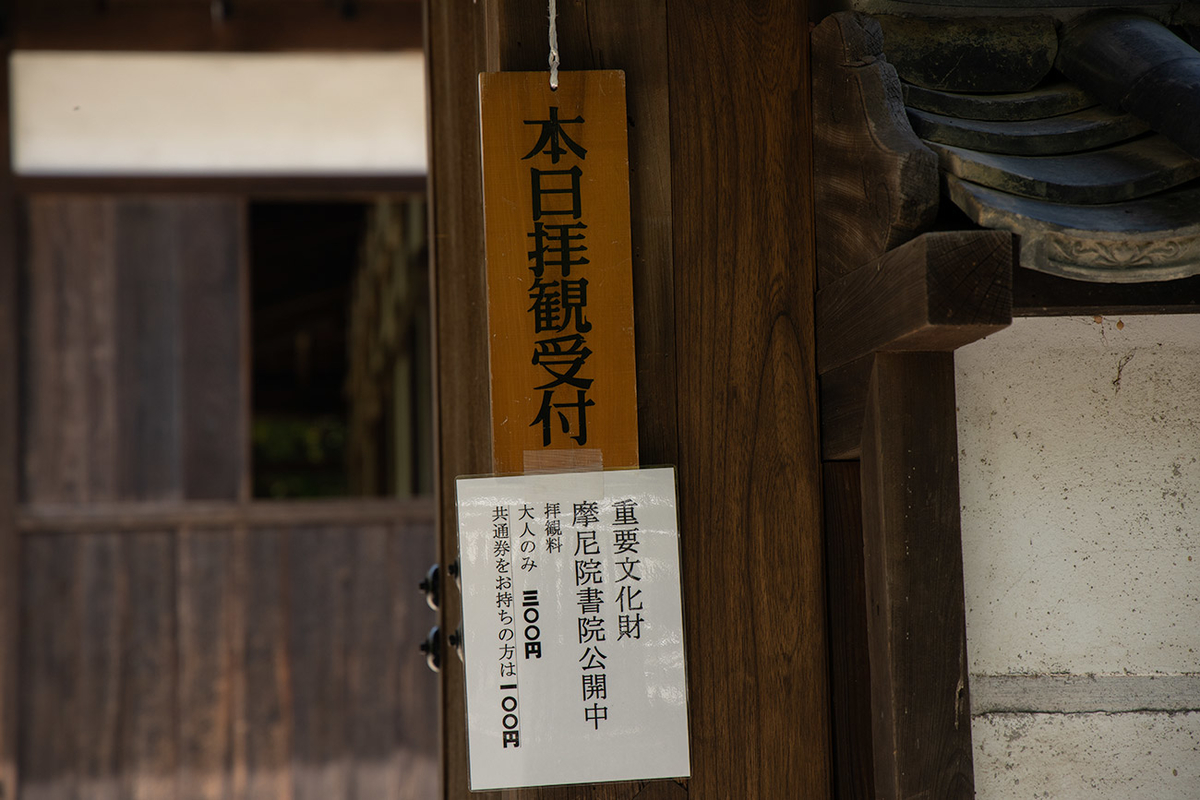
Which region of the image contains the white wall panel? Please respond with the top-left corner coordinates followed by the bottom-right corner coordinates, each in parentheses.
top-left (10, 51), bottom-right (427, 175)
top-left (956, 315), bottom-right (1200, 677)
top-left (973, 712), bottom-right (1200, 799)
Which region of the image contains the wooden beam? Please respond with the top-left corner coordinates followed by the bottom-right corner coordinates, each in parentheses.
top-left (668, 0), bottom-right (831, 796)
top-left (822, 463), bottom-right (875, 800)
top-left (816, 230), bottom-right (1013, 375)
top-left (13, 3), bottom-right (423, 52)
top-left (1013, 267), bottom-right (1200, 317)
top-left (16, 498), bottom-right (435, 532)
top-left (860, 353), bottom-right (974, 800)
top-left (13, 175), bottom-right (425, 197)
top-left (425, 0), bottom-right (491, 798)
top-left (0, 30), bottom-right (18, 800)
top-left (818, 356), bottom-right (873, 462)
top-left (432, 0), bottom-right (830, 797)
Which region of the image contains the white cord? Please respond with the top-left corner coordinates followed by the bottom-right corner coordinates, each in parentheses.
top-left (548, 0), bottom-right (560, 90)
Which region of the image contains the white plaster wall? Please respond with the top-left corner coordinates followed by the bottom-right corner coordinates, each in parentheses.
top-left (10, 51), bottom-right (427, 175)
top-left (955, 315), bottom-right (1200, 799)
top-left (956, 315), bottom-right (1200, 676)
top-left (974, 712), bottom-right (1200, 799)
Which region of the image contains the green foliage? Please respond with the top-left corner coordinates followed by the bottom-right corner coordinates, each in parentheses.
top-left (252, 415), bottom-right (349, 498)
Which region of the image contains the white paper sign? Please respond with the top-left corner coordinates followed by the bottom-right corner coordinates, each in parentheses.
top-left (456, 467), bottom-right (690, 790)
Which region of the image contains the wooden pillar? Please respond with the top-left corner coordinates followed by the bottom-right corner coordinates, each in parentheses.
top-left (823, 462), bottom-right (875, 799)
top-left (814, 230), bottom-right (1012, 798)
top-left (428, 0), bottom-right (831, 797)
top-left (667, 1), bottom-right (830, 796)
top-left (425, 1), bottom-right (491, 799)
top-left (0, 22), bottom-right (17, 799)
top-left (860, 353), bottom-right (974, 799)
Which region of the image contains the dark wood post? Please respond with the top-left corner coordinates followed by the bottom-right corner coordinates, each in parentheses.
top-left (0, 23), bottom-right (19, 800)
top-left (428, 0), bottom-right (831, 797)
top-left (815, 230), bottom-right (1013, 798)
top-left (425, 2), bottom-right (492, 799)
top-left (861, 353), bottom-right (974, 799)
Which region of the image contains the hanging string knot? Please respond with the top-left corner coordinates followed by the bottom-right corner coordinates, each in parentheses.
top-left (548, 0), bottom-right (560, 90)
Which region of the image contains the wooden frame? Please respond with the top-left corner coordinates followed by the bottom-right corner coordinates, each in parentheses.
top-left (17, 498), bottom-right (435, 533)
top-left (816, 232), bottom-right (1200, 799)
top-left (428, 1), bottom-right (831, 798)
top-left (1, 9), bottom-right (430, 792)
top-left (810, 6), bottom-right (1200, 793)
top-left (0, 28), bottom-right (19, 800)
top-left (12, 2), bottom-right (423, 52)
top-left (816, 230), bottom-right (1012, 798)
top-left (13, 176), bottom-right (425, 198)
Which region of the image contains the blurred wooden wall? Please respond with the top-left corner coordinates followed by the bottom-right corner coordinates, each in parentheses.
top-left (12, 196), bottom-right (438, 800)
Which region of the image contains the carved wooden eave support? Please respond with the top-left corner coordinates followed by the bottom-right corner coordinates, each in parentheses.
top-left (815, 9), bottom-right (1200, 795)
top-left (810, 12), bottom-right (939, 286)
top-left (813, 12), bottom-right (1015, 800)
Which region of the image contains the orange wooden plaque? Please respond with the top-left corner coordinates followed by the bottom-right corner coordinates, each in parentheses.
top-left (479, 71), bottom-right (639, 474)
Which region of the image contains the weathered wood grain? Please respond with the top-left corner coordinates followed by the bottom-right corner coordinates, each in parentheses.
top-left (178, 529), bottom-right (235, 800)
top-left (18, 498), bottom-right (435, 532)
top-left (116, 203), bottom-right (184, 501)
top-left (119, 533), bottom-right (179, 800)
top-left (390, 520), bottom-right (439, 800)
top-left (23, 197), bottom-right (245, 504)
top-left (19, 521), bottom-right (439, 800)
top-left (816, 231), bottom-right (1013, 375)
top-left (0, 50), bottom-right (18, 797)
top-left (426, 0), bottom-right (492, 796)
top-left (23, 532), bottom-right (180, 800)
top-left (818, 357), bottom-right (873, 462)
top-left (19, 535), bottom-right (81, 800)
top-left (811, 12), bottom-right (938, 284)
top-left (346, 526), bottom-right (398, 800)
top-left (13, 1), bottom-right (424, 51)
top-left (288, 526), bottom-right (352, 800)
top-left (238, 529), bottom-right (292, 800)
top-left (860, 353), bottom-right (974, 800)
top-left (668, 0), bottom-right (831, 796)
top-left (75, 534), bottom-right (124, 800)
top-left (822, 463), bottom-right (874, 800)
top-left (179, 201), bottom-right (248, 500)
top-left (24, 198), bottom-right (119, 503)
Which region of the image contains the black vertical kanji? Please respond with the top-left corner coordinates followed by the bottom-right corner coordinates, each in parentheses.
top-left (522, 107), bottom-right (587, 163)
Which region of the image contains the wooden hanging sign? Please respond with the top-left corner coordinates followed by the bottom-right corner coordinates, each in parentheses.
top-left (479, 71), bottom-right (639, 474)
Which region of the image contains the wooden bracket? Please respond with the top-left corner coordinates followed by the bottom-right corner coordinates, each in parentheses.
top-left (816, 230), bottom-right (1012, 799)
top-left (817, 230), bottom-right (1013, 459)
top-left (811, 11), bottom-right (939, 286)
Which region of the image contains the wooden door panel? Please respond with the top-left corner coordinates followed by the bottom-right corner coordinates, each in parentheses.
top-left (23, 196), bottom-right (247, 503)
top-left (18, 518), bottom-right (439, 800)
